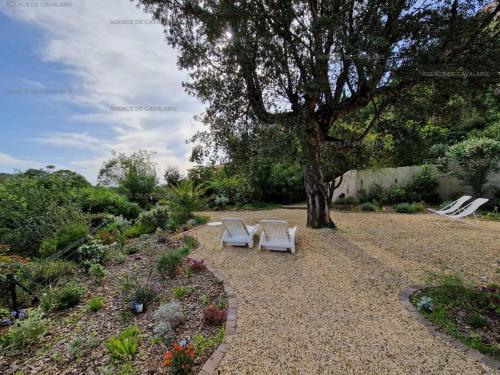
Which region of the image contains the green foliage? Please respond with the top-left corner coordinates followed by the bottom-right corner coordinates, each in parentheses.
top-left (167, 180), bottom-right (207, 224)
top-left (98, 150), bottom-right (158, 209)
top-left (106, 325), bottom-right (141, 361)
top-left (335, 196), bottom-right (358, 205)
top-left (440, 137), bottom-right (500, 195)
top-left (19, 259), bottom-right (77, 286)
top-left (395, 202), bottom-right (424, 213)
top-left (77, 238), bottom-right (108, 268)
top-left (360, 202), bottom-right (377, 212)
top-left (183, 235), bottom-right (199, 249)
top-left (133, 285), bottom-right (156, 305)
top-left (53, 281), bottom-right (86, 310)
top-left (405, 165), bottom-right (440, 203)
top-left (172, 286), bottom-right (191, 299)
top-left (39, 222), bottom-right (90, 258)
top-left (192, 328), bottom-right (224, 354)
top-left (358, 183), bottom-right (385, 204)
top-left (157, 251), bottom-right (183, 279)
top-left (74, 187), bottom-right (142, 220)
top-left (1, 308), bottom-right (51, 350)
top-left (466, 313), bottom-right (488, 328)
top-left (136, 205), bottom-right (169, 229)
top-left (88, 296), bottom-right (105, 312)
top-left (89, 263), bottom-right (107, 285)
top-left (124, 224), bottom-right (155, 238)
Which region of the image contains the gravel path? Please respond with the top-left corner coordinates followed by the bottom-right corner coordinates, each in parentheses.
top-left (191, 209), bottom-right (500, 374)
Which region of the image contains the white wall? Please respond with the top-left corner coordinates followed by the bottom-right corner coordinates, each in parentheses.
top-left (333, 163), bottom-right (500, 201)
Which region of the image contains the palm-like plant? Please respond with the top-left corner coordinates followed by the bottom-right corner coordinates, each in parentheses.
top-left (167, 180), bottom-right (207, 224)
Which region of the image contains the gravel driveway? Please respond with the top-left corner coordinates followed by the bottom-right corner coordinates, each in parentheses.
top-left (191, 209), bottom-right (500, 374)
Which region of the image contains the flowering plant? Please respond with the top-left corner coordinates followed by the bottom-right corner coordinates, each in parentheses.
top-left (203, 305), bottom-right (227, 325)
top-left (187, 258), bottom-right (206, 272)
top-left (162, 341), bottom-right (196, 374)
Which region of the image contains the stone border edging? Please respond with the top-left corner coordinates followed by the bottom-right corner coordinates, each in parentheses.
top-left (400, 286), bottom-right (500, 371)
top-left (198, 261), bottom-right (237, 375)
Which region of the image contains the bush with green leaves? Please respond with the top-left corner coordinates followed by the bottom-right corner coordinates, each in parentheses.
top-left (124, 223), bottom-right (155, 238)
top-left (213, 195), bottom-right (229, 209)
top-left (395, 202), bottom-right (424, 213)
top-left (136, 205), bottom-right (170, 229)
top-left (54, 281), bottom-right (86, 310)
top-left (77, 238), bottom-right (107, 268)
top-left (167, 180), bottom-right (207, 224)
top-left (1, 308), bottom-right (51, 350)
top-left (157, 251), bottom-right (183, 279)
top-left (335, 196), bottom-right (358, 205)
top-left (172, 286), bottom-right (192, 299)
top-left (154, 301), bottom-right (185, 328)
top-left (358, 183), bottom-right (386, 204)
top-left (106, 325), bottom-right (141, 361)
top-left (360, 202), bottom-right (378, 212)
top-left (88, 296), bottom-right (105, 312)
top-left (440, 137), bottom-right (500, 196)
top-left (192, 328), bottom-right (224, 354)
top-left (89, 263), bottom-right (107, 284)
top-left (405, 165), bottom-right (439, 203)
top-left (19, 259), bottom-right (77, 286)
top-left (74, 186), bottom-right (142, 220)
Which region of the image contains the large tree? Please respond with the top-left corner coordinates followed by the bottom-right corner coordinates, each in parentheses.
top-left (136, 0), bottom-right (499, 228)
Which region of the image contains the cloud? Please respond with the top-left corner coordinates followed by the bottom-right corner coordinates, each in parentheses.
top-left (1, 0), bottom-right (205, 182)
top-left (0, 152), bottom-right (46, 171)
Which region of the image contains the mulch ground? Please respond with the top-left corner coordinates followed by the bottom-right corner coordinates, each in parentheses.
top-left (0, 232), bottom-right (226, 375)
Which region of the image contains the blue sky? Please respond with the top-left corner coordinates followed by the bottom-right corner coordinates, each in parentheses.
top-left (0, 1), bottom-right (205, 183)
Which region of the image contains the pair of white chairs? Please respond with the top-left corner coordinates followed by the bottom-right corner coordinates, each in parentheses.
top-left (220, 218), bottom-right (297, 254)
top-left (427, 195), bottom-right (489, 226)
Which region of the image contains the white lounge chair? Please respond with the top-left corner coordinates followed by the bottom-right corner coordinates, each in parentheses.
top-left (221, 218), bottom-right (259, 248)
top-left (427, 195), bottom-right (472, 216)
top-left (439, 198), bottom-right (489, 226)
top-left (258, 220), bottom-right (297, 254)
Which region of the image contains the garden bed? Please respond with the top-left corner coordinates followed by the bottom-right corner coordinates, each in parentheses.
top-left (0, 232), bottom-right (228, 374)
top-left (409, 275), bottom-right (499, 363)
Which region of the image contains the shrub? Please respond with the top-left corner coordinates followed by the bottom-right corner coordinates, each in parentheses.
top-left (336, 196), bottom-right (358, 205)
top-left (89, 263), bottom-right (107, 285)
top-left (54, 281), bottom-right (86, 310)
top-left (88, 296), bottom-right (105, 312)
top-left (153, 321), bottom-right (174, 345)
top-left (359, 183), bottom-right (385, 203)
top-left (154, 301), bottom-right (185, 328)
top-left (183, 235), bottom-right (199, 249)
top-left (395, 202), bottom-right (422, 213)
top-left (466, 313), bottom-right (488, 328)
top-left (157, 251), bottom-right (183, 279)
top-left (172, 287), bottom-right (191, 300)
top-left (213, 195), bottom-right (229, 209)
top-left (106, 325), bottom-right (141, 361)
top-left (136, 206), bottom-right (170, 229)
top-left (202, 305), bottom-right (227, 325)
top-left (77, 238), bottom-right (107, 268)
top-left (1, 308), bottom-right (50, 350)
top-left (187, 258), bottom-right (206, 272)
top-left (124, 224), bottom-right (155, 238)
top-left (386, 186), bottom-right (407, 204)
top-left (74, 186), bottom-right (142, 220)
top-left (192, 328), bottom-right (224, 354)
top-left (167, 180), bottom-right (207, 224)
top-left (95, 229), bottom-right (120, 245)
top-left (405, 165), bottom-right (440, 203)
top-left (440, 137), bottom-right (500, 196)
top-left (162, 343), bottom-right (195, 373)
top-left (39, 222), bottom-right (90, 258)
top-left (19, 259), bottom-right (76, 286)
top-left (132, 285), bottom-right (156, 306)
top-left (360, 202), bottom-right (377, 212)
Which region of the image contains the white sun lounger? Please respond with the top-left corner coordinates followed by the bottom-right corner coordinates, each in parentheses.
top-left (258, 220), bottom-right (297, 254)
top-left (221, 218), bottom-right (259, 248)
top-left (427, 195), bottom-right (471, 216)
top-left (439, 198), bottom-right (489, 227)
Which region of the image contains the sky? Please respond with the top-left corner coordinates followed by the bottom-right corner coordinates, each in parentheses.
top-left (0, 0), bottom-right (206, 183)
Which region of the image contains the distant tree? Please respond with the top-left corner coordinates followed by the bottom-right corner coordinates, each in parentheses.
top-left (440, 137), bottom-right (500, 195)
top-left (164, 165), bottom-right (181, 187)
top-left (137, 0), bottom-right (499, 227)
top-left (98, 150), bottom-right (158, 208)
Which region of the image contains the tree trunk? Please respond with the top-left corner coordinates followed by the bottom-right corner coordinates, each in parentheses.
top-left (304, 120), bottom-right (335, 229)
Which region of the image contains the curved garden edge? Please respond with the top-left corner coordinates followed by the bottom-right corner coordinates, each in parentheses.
top-left (399, 286), bottom-right (500, 371)
top-left (194, 248), bottom-right (237, 375)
